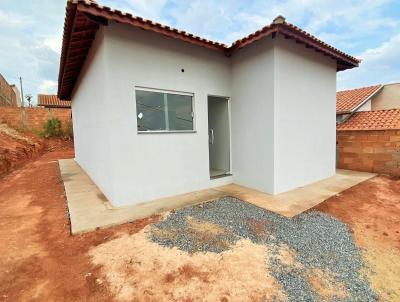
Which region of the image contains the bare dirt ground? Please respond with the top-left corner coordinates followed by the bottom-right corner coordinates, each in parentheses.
top-left (0, 147), bottom-right (399, 301)
top-left (315, 176), bottom-right (400, 301)
top-left (0, 124), bottom-right (44, 177)
top-left (0, 123), bottom-right (74, 178)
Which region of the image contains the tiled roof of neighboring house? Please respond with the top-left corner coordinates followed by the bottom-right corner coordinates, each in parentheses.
top-left (37, 94), bottom-right (71, 108)
top-left (337, 109), bottom-right (400, 131)
top-left (336, 84), bottom-right (382, 114)
top-left (58, 0), bottom-right (360, 99)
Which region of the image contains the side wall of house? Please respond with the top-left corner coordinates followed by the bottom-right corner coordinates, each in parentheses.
top-left (101, 23), bottom-right (233, 206)
top-left (71, 28), bottom-right (116, 201)
top-left (371, 83), bottom-right (400, 110)
top-left (231, 38), bottom-right (275, 193)
top-left (273, 36), bottom-right (337, 193)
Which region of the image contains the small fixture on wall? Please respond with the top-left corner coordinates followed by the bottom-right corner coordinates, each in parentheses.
top-left (181, 68), bottom-right (185, 73)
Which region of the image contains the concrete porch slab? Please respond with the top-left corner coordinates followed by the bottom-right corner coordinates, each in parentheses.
top-left (214, 169), bottom-right (376, 218)
top-left (59, 159), bottom-right (228, 234)
top-left (59, 159), bottom-right (376, 234)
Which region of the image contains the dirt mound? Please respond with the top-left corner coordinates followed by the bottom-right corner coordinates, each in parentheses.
top-left (0, 124), bottom-right (44, 177)
top-left (45, 137), bottom-right (74, 152)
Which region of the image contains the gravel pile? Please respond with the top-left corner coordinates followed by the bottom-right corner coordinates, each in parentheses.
top-left (149, 197), bottom-right (377, 301)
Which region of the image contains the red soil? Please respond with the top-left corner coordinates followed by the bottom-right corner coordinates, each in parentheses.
top-left (0, 124), bottom-right (73, 178)
top-left (0, 129), bottom-right (44, 177)
top-left (0, 143), bottom-right (398, 301)
top-left (0, 147), bottom-right (160, 301)
top-left (315, 176), bottom-right (400, 250)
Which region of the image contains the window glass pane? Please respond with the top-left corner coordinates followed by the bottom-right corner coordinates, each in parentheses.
top-left (136, 89), bottom-right (194, 132)
top-left (136, 90), bottom-right (166, 131)
top-left (166, 93), bottom-right (193, 131)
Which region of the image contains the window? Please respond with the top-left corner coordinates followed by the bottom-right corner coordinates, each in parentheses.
top-left (136, 88), bottom-right (194, 132)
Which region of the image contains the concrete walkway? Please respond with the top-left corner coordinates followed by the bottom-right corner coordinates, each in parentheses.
top-left (59, 159), bottom-right (376, 234)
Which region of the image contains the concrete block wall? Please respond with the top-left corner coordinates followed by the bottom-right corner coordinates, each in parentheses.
top-left (0, 107), bottom-right (72, 132)
top-left (337, 130), bottom-right (400, 176)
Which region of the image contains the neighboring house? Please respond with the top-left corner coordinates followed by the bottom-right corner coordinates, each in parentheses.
top-left (10, 85), bottom-right (21, 107)
top-left (0, 74), bottom-right (18, 107)
top-left (370, 82), bottom-right (400, 111)
top-left (336, 82), bottom-right (400, 123)
top-left (37, 94), bottom-right (71, 108)
top-left (58, 0), bottom-right (359, 207)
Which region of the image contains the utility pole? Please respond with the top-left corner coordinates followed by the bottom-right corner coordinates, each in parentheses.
top-left (19, 76), bottom-right (24, 107)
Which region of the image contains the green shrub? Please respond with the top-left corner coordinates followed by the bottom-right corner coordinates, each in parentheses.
top-left (42, 118), bottom-right (62, 138)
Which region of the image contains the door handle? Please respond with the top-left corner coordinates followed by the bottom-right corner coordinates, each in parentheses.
top-left (209, 129), bottom-right (214, 145)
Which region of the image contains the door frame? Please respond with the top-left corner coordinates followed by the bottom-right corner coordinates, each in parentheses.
top-left (207, 94), bottom-right (232, 178)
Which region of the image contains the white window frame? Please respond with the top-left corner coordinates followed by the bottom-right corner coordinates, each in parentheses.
top-left (135, 86), bottom-right (196, 134)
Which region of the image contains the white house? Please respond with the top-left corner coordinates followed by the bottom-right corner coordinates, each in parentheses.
top-left (58, 0), bottom-right (359, 207)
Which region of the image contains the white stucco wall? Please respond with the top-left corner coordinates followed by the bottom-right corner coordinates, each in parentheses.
top-left (97, 23), bottom-right (233, 206)
top-left (273, 36), bottom-right (337, 193)
top-left (231, 38), bottom-right (275, 193)
top-left (356, 99), bottom-right (371, 112)
top-left (71, 28), bottom-right (117, 201)
top-left (72, 24), bottom-right (339, 206)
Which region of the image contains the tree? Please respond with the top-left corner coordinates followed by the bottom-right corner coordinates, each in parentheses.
top-left (25, 94), bottom-right (33, 107)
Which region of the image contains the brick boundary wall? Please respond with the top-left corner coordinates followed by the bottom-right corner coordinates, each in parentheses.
top-left (337, 130), bottom-right (400, 177)
top-left (0, 106), bottom-right (72, 132)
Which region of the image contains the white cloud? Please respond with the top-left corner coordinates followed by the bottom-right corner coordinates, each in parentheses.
top-left (43, 34), bottom-right (63, 54)
top-left (169, 1), bottom-right (234, 41)
top-left (0, 0), bottom-right (398, 99)
top-left (338, 34), bottom-right (400, 89)
top-left (38, 80), bottom-right (58, 94)
top-left (127, 0), bottom-right (168, 20)
top-left (0, 10), bottom-right (29, 28)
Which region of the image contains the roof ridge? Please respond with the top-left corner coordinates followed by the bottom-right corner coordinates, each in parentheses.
top-left (355, 108), bottom-right (400, 113)
top-left (73, 0), bottom-right (228, 48)
top-left (59, 0), bottom-right (360, 99)
top-left (337, 84), bottom-right (382, 93)
top-left (70, 0), bottom-right (360, 59)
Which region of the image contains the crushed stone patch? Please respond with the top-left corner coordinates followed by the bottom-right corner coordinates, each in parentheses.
top-left (149, 197), bottom-right (377, 301)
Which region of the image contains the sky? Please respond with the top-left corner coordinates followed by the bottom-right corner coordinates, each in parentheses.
top-left (0, 0), bottom-right (399, 105)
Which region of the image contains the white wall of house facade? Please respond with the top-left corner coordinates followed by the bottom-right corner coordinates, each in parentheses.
top-left (273, 36), bottom-right (337, 193)
top-left (231, 38), bottom-right (275, 193)
top-left (72, 22), bottom-right (338, 206)
top-left (95, 23), bottom-right (233, 206)
top-left (72, 28), bottom-right (118, 202)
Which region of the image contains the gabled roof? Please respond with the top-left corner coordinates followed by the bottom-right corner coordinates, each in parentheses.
top-left (336, 85), bottom-right (382, 114)
top-left (38, 94), bottom-right (71, 108)
top-left (58, 0), bottom-right (360, 100)
top-left (337, 109), bottom-right (400, 131)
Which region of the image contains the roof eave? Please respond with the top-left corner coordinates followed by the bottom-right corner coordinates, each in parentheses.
top-left (228, 23), bottom-right (360, 71)
top-left (57, 2), bottom-right (360, 99)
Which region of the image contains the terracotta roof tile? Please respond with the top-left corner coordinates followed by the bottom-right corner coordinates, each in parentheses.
top-left (38, 94), bottom-right (71, 108)
top-left (336, 85), bottom-right (382, 114)
top-left (337, 109), bottom-right (400, 131)
top-left (58, 0), bottom-right (360, 99)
